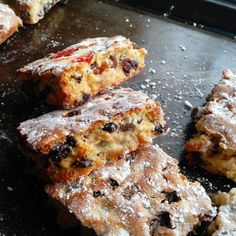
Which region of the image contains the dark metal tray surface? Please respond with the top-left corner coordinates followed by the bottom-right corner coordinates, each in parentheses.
top-left (0, 0), bottom-right (236, 235)
top-left (120, 0), bottom-right (236, 37)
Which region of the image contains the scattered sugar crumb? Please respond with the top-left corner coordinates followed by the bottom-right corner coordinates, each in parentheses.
top-left (149, 68), bottom-right (156, 74)
top-left (7, 186), bottom-right (13, 191)
top-left (184, 100), bottom-right (193, 110)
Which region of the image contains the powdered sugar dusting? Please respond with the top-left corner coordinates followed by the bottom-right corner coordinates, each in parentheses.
top-left (18, 87), bottom-right (158, 151)
top-left (196, 70), bottom-right (236, 151)
top-left (46, 145), bottom-right (216, 236)
top-left (19, 36), bottom-right (129, 77)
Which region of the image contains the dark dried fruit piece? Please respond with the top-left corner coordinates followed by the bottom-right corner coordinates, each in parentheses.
top-left (65, 110), bottom-right (81, 117)
top-left (108, 178), bottom-right (119, 190)
top-left (90, 62), bottom-right (97, 70)
top-left (120, 123), bottom-right (135, 132)
top-left (150, 211), bottom-right (173, 229)
top-left (109, 55), bottom-right (117, 68)
top-left (73, 157), bottom-right (93, 168)
top-left (65, 135), bottom-right (76, 148)
top-left (93, 190), bottom-right (104, 198)
top-left (102, 122), bottom-right (118, 133)
top-left (49, 143), bottom-right (70, 163)
top-left (154, 123), bottom-right (168, 134)
top-left (71, 74), bottom-right (82, 83)
top-left (82, 93), bottom-right (90, 103)
top-left (122, 59), bottom-right (138, 76)
top-left (161, 191), bottom-right (181, 204)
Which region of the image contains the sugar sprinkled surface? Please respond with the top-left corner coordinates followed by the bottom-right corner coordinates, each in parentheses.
top-left (18, 87), bottom-right (158, 151)
top-left (19, 36), bottom-right (130, 77)
top-left (47, 145), bottom-right (216, 236)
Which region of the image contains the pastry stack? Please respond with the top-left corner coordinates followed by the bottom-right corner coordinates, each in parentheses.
top-left (17, 36), bottom-right (216, 236)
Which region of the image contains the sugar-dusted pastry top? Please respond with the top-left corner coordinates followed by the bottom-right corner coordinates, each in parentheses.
top-left (196, 69), bottom-right (236, 152)
top-left (18, 87), bottom-right (162, 153)
top-left (208, 188), bottom-right (236, 236)
top-left (19, 36), bottom-right (145, 77)
top-left (0, 3), bottom-right (22, 44)
top-left (6, 0), bottom-right (65, 24)
top-left (47, 145), bottom-right (216, 236)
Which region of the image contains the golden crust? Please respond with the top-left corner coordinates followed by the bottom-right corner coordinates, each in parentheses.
top-left (46, 145), bottom-right (216, 236)
top-left (18, 88), bottom-right (168, 183)
top-left (19, 36), bottom-right (147, 109)
top-left (185, 70), bottom-right (236, 182)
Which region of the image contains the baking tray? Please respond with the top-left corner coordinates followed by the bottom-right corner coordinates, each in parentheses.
top-left (0, 0), bottom-right (236, 235)
top-left (120, 0), bottom-right (236, 37)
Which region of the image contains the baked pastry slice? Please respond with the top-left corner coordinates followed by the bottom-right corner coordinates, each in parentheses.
top-left (208, 188), bottom-right (236, 236)
top-left (18, 88), bottom-right (168, 183)
top-left (185, 70), bottom-right (236, 182)
top-left (19, 36), bottom-right (147, 109)
top-left (46, 145), bottom-right (216, 236)
top-left (0, 3), bottom-right (22, 44)
top-left (5, 0), bottom-right (66, 24)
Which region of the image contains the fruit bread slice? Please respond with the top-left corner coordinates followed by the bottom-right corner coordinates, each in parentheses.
top-left (185, 69), bottom-right (236, 182)
top-left (208, 188), bottom-right (236, 236)
top-left (46, 145), bottom-right (216, 236)
top-left (0, 3), bottom-right (22, 44)
top-left (5, 0), bottom-right (66, 24)
top-left (17, 87), bottom-right (168, 183)
top-left (18, 36), bottom-right (147, 109)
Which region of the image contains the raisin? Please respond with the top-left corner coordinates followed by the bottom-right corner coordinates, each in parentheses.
top-left (108, 178), bottom-right (119, 190)
top-left (154, 123), bottom-right (168, 134)
top-left (90, 62), bottom-right (97, 70)
top-left (49, 143), bottom-right (70, 163)
top-left (161, 191), bottom-right (181, 204)
top-left (65, 135), bottom-right (76, 148)
top-left (102, 122), bottom-right (118, 133)
top-left (137, 118), bottom-right (143, 124)
top-left (93, 191), bottom-right (104, 198)
top-left (65, 110), bottom-right (81, 117)
top-left (71, 74), bottom-right (82, 83)
top-left (120, 123), bottom-right (135, 132)
top-left (109, 55), bottom-right (117, 68)
top-left (73, 157), bottom-right (93, 168)
top-left (122, 59), bottom-right (138, 76)
top-left (82, 93), bottom-right (90, 103)
top-left (150, 211), bottom-right (173, 229)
